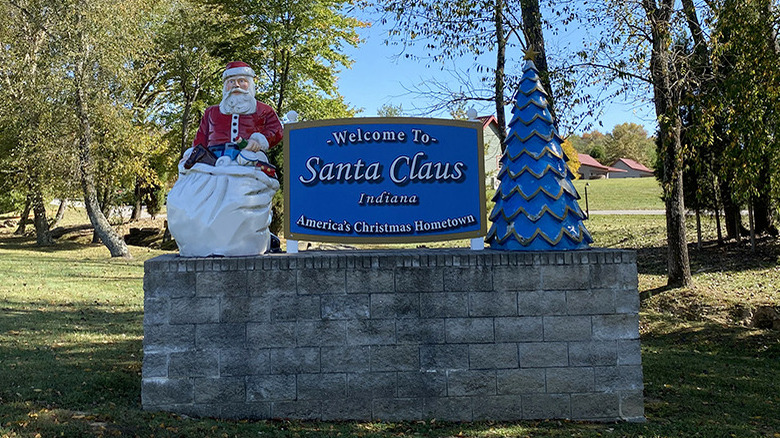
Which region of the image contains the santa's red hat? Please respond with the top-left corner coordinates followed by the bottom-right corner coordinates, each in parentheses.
top-left (222, 61), bottom-right (255, 80)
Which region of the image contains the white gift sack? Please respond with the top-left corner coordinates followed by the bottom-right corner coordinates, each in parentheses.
top-left (167, 152), bottom-right (280, 257)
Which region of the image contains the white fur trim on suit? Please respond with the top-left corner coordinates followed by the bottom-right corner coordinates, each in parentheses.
top-left (250, 132), bottom-right (270, 151)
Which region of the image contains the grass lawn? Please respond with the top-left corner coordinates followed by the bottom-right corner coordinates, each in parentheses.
top-left (572, 177), bottom-right (664, 211)
top-left (1, 205), bottom-right (779, 437)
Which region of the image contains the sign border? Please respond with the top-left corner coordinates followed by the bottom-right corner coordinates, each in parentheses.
top-left (283, 117), bottom-right (487, 244)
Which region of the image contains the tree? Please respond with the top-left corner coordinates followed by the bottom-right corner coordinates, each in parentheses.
top-left (603, 122), bottom-right (654, 165)
top-left (486, 53), bottom-right (592, 250)
top-left (377, 103), bottom-right (404, 117)
top-left (374, 0), bottom-right (559, 147)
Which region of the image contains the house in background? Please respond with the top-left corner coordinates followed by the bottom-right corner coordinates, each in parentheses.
top-left (610, 158), bottom-right (655, 178)
top-left (479, 115), bottom-right (503, 189)
top-left (577, 153), bottom-right (626, 179)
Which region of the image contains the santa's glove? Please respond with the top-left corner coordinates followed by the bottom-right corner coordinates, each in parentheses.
top-left (246, 133), bottom-right (270, 152)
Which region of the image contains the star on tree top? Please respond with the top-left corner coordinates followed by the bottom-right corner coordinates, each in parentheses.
top-left (523, 46), bottom-right (539, 61)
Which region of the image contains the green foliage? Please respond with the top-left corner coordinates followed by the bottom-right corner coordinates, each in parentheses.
top-left (570, 125), bottom-right (654, 167)
top-left (377, 103), bottom-right (404, 117)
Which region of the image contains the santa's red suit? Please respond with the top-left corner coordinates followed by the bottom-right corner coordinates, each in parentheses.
top-left (193, 101), bottom-right (283, 151)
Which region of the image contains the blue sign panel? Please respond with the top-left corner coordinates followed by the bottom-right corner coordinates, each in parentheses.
top-left (284, 117), bottom-right (486, 243)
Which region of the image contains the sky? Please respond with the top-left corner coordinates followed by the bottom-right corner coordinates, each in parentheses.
top-left (335, 15), bottom-right (659, 137)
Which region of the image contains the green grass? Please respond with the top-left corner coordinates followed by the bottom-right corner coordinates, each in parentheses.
top-left (572, 177), bottom-right (664, 211)
top-left (1, 212), bottom-right (779, 437)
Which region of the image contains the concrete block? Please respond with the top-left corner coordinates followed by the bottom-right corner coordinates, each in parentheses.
top-left (447, 370), bottom-right (496, 396)
top-left (321, 399), bottom-right (372, 420)
top-left (595, 365), bottom-right (644, 391)
top-left (469, 343), bottom-right (518, 370)
top-left (244, 375), bottom-right (296, 401)
top-left (541, 264), bottom-right (589, 290)
top-left (618, 339), bottom-right (642, 365)
top-left (143, 298), bottom-right (168, 325)
top-left (371, 293), bottom-right (420, 318)
top-left (493, 266), bottom-right (540, 291)
top-left (546, 367), bottom-right (594, 393)
top-left (196, 271), bottom-right (248, 297)
top-left (322, 295), bottom-right (370, 320)
top-left (616, 289), bottom-right (641, 313)
top-left (420, 293), bottom-right (468, 318)
top-left (397, 371), bottom-right (447, 397)
top-left (372, 398), bottom-right (423, 421)
top-left (142, 378), bottom-right (193, 406)
top-left (321, 346), bottom-right (371, 373)
top-left (144, 324), bottom-right (195, 350)
top-left (396, 319), bottom-right (445, 344)
top-left (298, 269), bottom-right (346, 294)
top-left (443, 267), bottom-right (492, 291)
top-left (346, 319), bottom-right (396, 345)
top-left (568, 341), bottom-right (618, 366)
top-left (346, 269), bottom-right (394, 293)
top-left (297, 320), bottom-right (347, 346)
top-left (566, 289), bottom-right (615, 315)
top-left (495, 317), bottom-right (543, 342)
top-left (395, 267), bottom-right (444, 292)
top-left (518, 343), bottom-right (568, 368)
top-left (246, 322), bottom-right (296, 348)
top-left (193, 377), bottom-right (245, 403)
top-left (271, 400), bottom-right (321, 420)
top-left (195, 323), bottom-right (245, 349)
top-left (269, 347), bottom-right (320, 374)
top-left (523, 394), bottom-right (570, 419)
top-left (371, 345), bottom-right (419, 371)
top-left (543, 316), bottom-right (592, 341)
top-left (297, 373), bottom-right (347, 400)
top-left (496, 368), bottom-right (546, 394)
top-left (591, 262), bottom-right (637, 290)
top-left (469, 292), bottom-right (517, 317)
top-left (248, 270), bottom-right (296, 295)
top-left (619, 390), bottom-right (645, 420)
top-left (347, 372), bottom-right (397, 399)
top-left (419, 344), bottom-right (469, 370)
top-left (422, 397), bottom-right (472, 422)
top-left (221, 296), bottom-right (271, 323)
top-left (445, 318), bottom-right (494, 343)
top-left (271, 295), bottom-right (320, 321)
top-left (592, 314), bottom-right (640, 340)
top-left (168, 350), bottom-right (218, 377)
top-left (571, 393), bottom-right (620, 420)
top-left (472, 395), bottom-right (523, 421)
top-left (152, 403), bottom-right (219, 418)
top-left (143, 271), bottom-right (195, 298)
top-left (170, 298), bottom-right (219, 324)
top-left (220, 349), bottom-right (271, 376)
top-left (517, 290), bottom-right (566, 316)
top-left (142, 352), bottom-right (168, 378)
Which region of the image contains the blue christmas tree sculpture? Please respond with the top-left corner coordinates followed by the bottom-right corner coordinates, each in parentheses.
top-left (486, 50), bottom-right (592, 251)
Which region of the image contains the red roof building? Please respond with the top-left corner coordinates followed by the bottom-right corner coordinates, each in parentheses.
top-left (577, 154), bottom-right (627, 179)
top-left (610, 158), bottom-right (654, 178)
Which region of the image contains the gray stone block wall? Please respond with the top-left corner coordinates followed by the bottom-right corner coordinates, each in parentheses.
top-left (142, 249), bottom-right (644, 422)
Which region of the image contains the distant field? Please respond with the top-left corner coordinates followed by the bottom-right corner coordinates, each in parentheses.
top-left (572, 177), bottom-right (664, 211)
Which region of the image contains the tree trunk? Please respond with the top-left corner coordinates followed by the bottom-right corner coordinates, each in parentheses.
top-left (74, 54), bottom-right (131, 258)
top-left (131, 180), bottom-right (143, 221)
top-left (29, 180), bottom-right (53, 246)
top-left (51, 198), bottom-right (68, 229)
top-left (643, 0), bottom-right (692, 288)
top-left (695, 209), bottom-right (702, 250)
top-left (14, 194), bottom-right (32, 235)
top-left (494, 0), bottom-right (508, 148)
top-left (520, 0), bottom-right (554, 112)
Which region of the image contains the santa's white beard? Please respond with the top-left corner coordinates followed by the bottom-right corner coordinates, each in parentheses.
top-left (220, 89), bottom-right (256, 115)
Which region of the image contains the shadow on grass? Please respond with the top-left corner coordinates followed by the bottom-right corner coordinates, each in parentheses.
top-left (635, 237), bottom-right (780, 278)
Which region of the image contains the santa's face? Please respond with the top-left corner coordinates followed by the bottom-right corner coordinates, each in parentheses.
top-left (220, 75), bottom-right (256, 115)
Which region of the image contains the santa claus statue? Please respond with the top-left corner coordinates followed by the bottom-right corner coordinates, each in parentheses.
top-left (166, 61), bottom-right (283, 257)
top-left (192, 61), bottom-right (283, 161)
